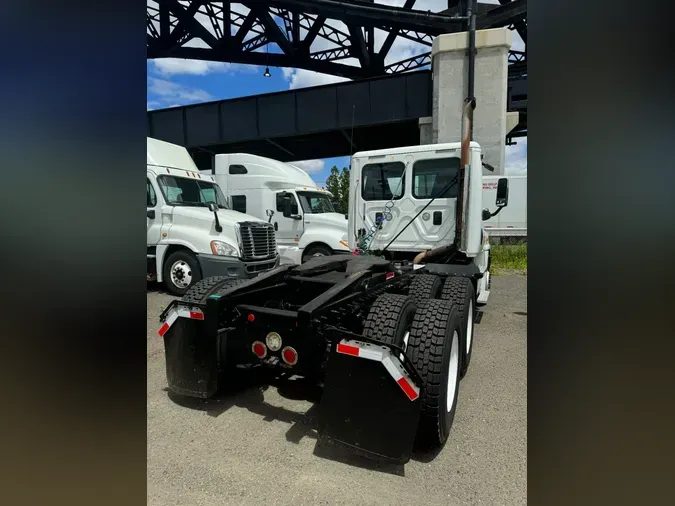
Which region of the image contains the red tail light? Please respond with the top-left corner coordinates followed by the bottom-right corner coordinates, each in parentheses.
top-left (247, 313), bottom-right (255, 322)
top-left (252, 341), bottom-right (267, 359)
top-left (281, 346), bottom-right (298, 366)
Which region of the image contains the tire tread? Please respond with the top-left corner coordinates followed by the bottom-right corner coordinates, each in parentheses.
top-left (181, 277), bottom-right (247, 304)
top-left (363, 293), bottom-right (416, 346)
top-left (406, 299), bottom-right (460, 447)
top-left (408, 274), bottom-right (442, 304)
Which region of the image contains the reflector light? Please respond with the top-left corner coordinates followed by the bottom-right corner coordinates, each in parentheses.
top-left (281, 346), bottom-right (298, 365)
top-left (335, 339), bottom-right (420, 402)
top-left (247, 314), bottom-right (255, 322)
top-left (157, 306), bottom-right (204, 337)
top-left (252, 341), bottom-right (267, 358)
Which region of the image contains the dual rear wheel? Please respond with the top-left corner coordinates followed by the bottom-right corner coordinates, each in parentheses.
top-left (362, 274), bottom-right (476, 449)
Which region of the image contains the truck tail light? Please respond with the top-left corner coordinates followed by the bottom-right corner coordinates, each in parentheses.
top-left (252, 341), bottom-right (267, 359)
top-left (281, 346), bottom-right (298, 366)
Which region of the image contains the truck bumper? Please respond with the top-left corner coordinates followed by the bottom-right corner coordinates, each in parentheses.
top-left (197, 254), bottom-right (280, 279)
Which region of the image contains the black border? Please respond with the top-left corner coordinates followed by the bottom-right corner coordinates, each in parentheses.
top-left (1, 1), bottom-right (674, 505)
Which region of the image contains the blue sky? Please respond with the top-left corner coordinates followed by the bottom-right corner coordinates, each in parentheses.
top-left (147, 0), bottom-right (526, 187)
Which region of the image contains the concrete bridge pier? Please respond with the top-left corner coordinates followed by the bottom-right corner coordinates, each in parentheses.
top-left (420, 27), bottom-right (512, 176)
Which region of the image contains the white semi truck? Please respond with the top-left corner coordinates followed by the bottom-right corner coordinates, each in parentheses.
top-left (349, 141), bottom-right (508, 305)
top-left (147, 138), bottom-right (280, 295)
top-left (483, 175), bottom-right (526, 236)
top-left (158, 7), bottom-right (511, 467)
top-left (205, 153), bottom-right (350, 265)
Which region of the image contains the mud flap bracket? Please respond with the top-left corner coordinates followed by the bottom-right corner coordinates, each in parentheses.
top-left (318, 334), bottom-right (423, 464)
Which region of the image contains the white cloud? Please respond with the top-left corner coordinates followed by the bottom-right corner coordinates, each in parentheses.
top-left (283, 69), bottom-right (351, 90)
top-left (505, 137), bottom-right (527, 175)
top-left (152, 58), bottom-right (230, 76)
top-left (147, 77), bottom-right (212, 106)
top-left (290, 159), bottom-right (325, 174)
top-left (151, 57), bottom-right (261, 77)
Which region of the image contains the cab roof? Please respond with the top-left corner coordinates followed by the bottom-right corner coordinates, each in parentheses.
top-left (352, 141), bottom-right (480, 159)
top-left (147, 137), bottom-right (200, 173)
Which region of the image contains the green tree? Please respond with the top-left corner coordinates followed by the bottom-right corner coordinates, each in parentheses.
top-left (339, 166), bottom-right (350, 216)
top-left (324, 165), bottom-right (351, 214)
top-left (325, 165), bottom-right (341, 210)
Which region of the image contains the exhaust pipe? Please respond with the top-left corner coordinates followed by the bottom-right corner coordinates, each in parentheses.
top-left (413, 244), bottom-right (455, 265)
top-left (454, 0), bottom-right (477, 251)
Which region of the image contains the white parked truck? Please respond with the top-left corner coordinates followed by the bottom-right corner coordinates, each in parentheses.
top-left (483, 175), bottom-right (526, 236)
top-left (158, 11), bottom-right (511, 467)
top-left (205, 153), bottom-right (350, 265)
top-left (147, 138), bottom-right (280, 295)
top-left (348, 141), bottom-right (509, 306)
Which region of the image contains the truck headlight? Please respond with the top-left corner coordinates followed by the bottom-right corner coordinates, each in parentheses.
top-left (210, 241), bottom-right (238, 257)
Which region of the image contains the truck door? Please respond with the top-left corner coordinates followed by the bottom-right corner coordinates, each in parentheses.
top-left (360, 155), bottom-right (459, 251)
top-left (274, 191), bottom-right (303, 247)
top-left (147, 177), bottom-right (162, 246)
top-left (359, 161), bottom-right (406, 249)
top-left (408, 156), bottom-right (459, 248)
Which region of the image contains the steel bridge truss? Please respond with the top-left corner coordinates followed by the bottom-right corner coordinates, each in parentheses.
top-left (147, 0), bottom-right (527, 80)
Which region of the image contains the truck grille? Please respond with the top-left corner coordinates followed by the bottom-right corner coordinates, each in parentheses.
top-left (237, 222), bottom-right (277, 261)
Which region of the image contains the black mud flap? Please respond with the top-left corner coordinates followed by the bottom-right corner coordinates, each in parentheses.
top-left (158, 301), bottom-right (219, 399)
top-left (318, 333), bottom-right (423, 465)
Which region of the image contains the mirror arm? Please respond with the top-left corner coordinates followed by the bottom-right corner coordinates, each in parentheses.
top-left (208, 203), bottom-right (223, 232)
top-left (486, 206), bottom-right (504, 219)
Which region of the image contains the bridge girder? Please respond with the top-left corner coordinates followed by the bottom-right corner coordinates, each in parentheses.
top-left (147, 1), bottom-right (527, 81)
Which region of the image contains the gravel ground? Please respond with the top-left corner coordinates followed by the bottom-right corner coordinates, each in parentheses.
top-left (147, 274), bottom-right (527, 506)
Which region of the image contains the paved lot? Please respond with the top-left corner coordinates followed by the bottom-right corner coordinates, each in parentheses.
top-left (147, 275), bottom-right (527, 506)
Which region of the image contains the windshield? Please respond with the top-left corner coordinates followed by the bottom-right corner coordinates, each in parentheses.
top-left (297, 191), bottom-right (335, 214)
top-left (157, 174), bottom-right (229, 209)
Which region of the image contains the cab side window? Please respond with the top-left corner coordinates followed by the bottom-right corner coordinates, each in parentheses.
top-left (229, 164), bottom-right (248, 175)
top-left (276, 192), bottom-right (299, 212)
top-left (147, 178), bottom-right (157, 207)
top-left (231, 195), bottom-right (246, 213)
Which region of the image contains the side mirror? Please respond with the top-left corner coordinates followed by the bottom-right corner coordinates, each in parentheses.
top-left (282, 196), bottom-right (292, 218)
top-left (496, 178), bottom-right (509, 207)
top-left (207, 202), bottom-right (222, 232)
top-left (147, 209), bottom-right (155, 219)
top-left (482, 208), bottom-right (492, 221)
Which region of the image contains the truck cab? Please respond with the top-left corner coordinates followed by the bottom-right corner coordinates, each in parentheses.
top-left (208, 153), bottom-right (350, 265)
top-left (147, 138), bottom-right (280, 295)
top-left (349, 141), bottom-right (508, 304)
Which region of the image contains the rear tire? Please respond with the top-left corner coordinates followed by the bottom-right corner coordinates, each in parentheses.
top-left (181, 276), bottom-right (249, 388)
top-left (163, 250), bottom-right (202, 296)
top-left (407, 274), bottom-right (442, 304)
top-left (441, 276), bottom-right (476, 378)
top-left (406, 299), bottom-right (462, 449)
top-left (181, 276), bottom-right (247, 304)
top-left (363, 293), bottom-right (417, 349)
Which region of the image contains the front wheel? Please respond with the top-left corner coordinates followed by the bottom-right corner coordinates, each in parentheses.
top-left (302, 245), bottom-right (332, 263)
top-left (163, 250), bottom-right (202, 296)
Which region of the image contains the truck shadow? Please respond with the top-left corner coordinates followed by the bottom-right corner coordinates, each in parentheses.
top-left (165, 371), bottom-right (405, 476)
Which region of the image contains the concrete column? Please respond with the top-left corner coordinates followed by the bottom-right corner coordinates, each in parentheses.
top-left (431, 27), bottom-right (511, 175)
top-left (418, 116), bottom-right (433, 145)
